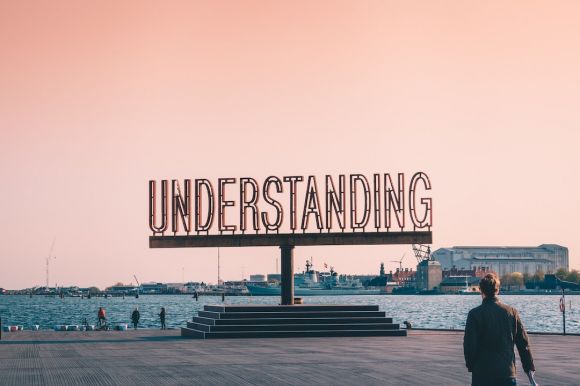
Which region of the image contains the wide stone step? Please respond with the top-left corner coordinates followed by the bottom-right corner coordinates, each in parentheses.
top-left (181, 327), bottom-right (407, 339)
top-left (198, 310), bottom-right (386, 319)
top-left (204, 304), bottom-right (379, 313)
top-left (187, 321), bottom-right (401, 332)
top-left (193, 316), bottom-right (394, 326)
top-left (181, 327), bottom-right (205, 338)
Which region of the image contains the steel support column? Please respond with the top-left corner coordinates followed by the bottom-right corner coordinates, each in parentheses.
top-left (280, 245), bottom-right (295, 305)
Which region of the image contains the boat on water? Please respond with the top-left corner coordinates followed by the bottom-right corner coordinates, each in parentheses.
top-left (459, 288), bottom-right (480, 295)
top-left (246, 260), bottom-right (382, 296)
top-left (459, 276), bottom-right (481, 295)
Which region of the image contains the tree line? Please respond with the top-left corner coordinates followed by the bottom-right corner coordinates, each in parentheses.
top-left (501, 268), bottom-right (580, 290)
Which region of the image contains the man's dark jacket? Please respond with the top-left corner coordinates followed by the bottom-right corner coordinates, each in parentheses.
top-left (464, 296), bottom-right (535, 384)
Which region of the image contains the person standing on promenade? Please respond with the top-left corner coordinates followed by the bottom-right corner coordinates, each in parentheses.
top-left (464, 273), bottom-right (537, 386)
top-left (97, 307), bottom-right (106, 327)
top-left (131, 307), bottom-right (140, 330)
top-left (159, 307), bottom-right (166, 330)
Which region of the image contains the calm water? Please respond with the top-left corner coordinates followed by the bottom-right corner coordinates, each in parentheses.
top-left (0, 294), bottom-right (578, 333)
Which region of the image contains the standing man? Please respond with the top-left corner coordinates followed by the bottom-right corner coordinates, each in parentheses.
top-left (97, 307), bottom-right (106, 327)
top-left (159, 307), bottom-right (166, 330)
top-left (131, 307), bottom-right (140, 330)
top-left (464, 273), bottom-right (536, 386)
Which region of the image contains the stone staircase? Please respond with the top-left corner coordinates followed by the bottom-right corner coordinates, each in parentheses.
top-left (181, 304), bottom-right (406, 339)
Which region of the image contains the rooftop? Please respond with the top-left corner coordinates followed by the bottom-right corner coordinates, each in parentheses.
top-left (448, 244), bottom-right (566, 251)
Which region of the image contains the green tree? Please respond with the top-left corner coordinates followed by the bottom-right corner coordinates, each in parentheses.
top-left (532, 269), bottom-right (545, 282)
top-left (510, 272), bottom-right (524, 289)
top-left (565, 269), bottom-right (580, 283)
top-left (501, 273), bottom-right (513, 290)
top-left (556, 268), bottom-right (568, 278)
top-left (88, 287), bottom-right (100, 295)
top-left (523, 272), bottom-right (531, 284)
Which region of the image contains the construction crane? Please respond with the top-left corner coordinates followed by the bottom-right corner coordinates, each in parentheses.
top-left (390, 253), bottom-right (406, 272)
top-left (133, 275), bottom-right (141, 298)
top-left (46, 238), bottom-right (56, 289)
top-left (390, 254), bottom-right (406, 286)
top-left (412, 244), bottom-right (432, 264)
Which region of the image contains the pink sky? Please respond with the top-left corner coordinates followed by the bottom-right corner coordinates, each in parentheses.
top-left (1, 1), bottom-right (579, 289)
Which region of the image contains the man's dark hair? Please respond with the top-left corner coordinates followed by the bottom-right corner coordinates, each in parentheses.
top-left (479, 273), bottom-right (500, 297)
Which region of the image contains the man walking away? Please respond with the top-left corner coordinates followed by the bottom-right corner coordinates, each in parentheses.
top-left (131, 307), bottom-right (140, 330)
top-left (159, 307), bottom-right (166, 330)
top-left (464, 273), bottom-right (536, 386)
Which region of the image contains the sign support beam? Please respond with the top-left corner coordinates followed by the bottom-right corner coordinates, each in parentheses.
top-left (150, 231), bottom-right (432, 306)
top-left (149, 231), bottom-right (432, 248)
top-left (280, 245), bottom-right (294, 305)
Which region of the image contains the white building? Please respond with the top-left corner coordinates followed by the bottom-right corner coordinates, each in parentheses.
top-left (249, 274), bottom-right (266, 282)
top-left (431, 244), bottom-right (568, 276)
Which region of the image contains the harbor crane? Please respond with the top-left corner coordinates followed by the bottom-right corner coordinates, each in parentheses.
top-left (412, 244), bottom-right (432, 264)
top-left (133, 275), bottom-right (141, 298)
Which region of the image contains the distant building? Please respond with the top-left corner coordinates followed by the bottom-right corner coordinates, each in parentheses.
top-left (267, 274), bottom-right (282, 282)
top-left (442, 267), bottom-right (491, 279)
top-left (183, 282), bottom-right (205, 293)
top-left (390, 268), bottom-right (416, 287)
top-left (250, 274), bottom-right (266, 282)
top-left (166, 283), bottom-right (187, 293)
top-left (348, 274), bottom-right (376, 284)
top-left (432, 245), bottom-right (568, 276)
top-left (140, 282), bottom-right (168, 294)
top-left (106, 285), bottom-right (137, 295)
top-left (416, 260), bottom-right (442, 291)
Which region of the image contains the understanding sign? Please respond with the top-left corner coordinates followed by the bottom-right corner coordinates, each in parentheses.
top-left (148, 172), bottom-right (433, 304)
top-left (149, 172), bottom-right (432, 236)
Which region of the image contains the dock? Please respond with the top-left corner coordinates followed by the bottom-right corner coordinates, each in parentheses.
top-left (1, 330), bottom-right (578, 385)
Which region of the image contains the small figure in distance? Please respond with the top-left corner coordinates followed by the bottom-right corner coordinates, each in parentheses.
top-left (403, 320), bottom-right (412, 330)
top-left (159, 307), bottom-right (166, 330)
top-left (131, 307), bottom-right (140, 330)
top-left (97, 307), bottom-right (106, 328)
top-left (464, 273), bottom-right (536, 386)
top-left (194, 292), bottom-right (198, 301)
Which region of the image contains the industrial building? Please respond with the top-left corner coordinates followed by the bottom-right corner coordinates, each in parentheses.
top-left (415, 259), bottom-right (442, 291)
top-left (431, 245), bottom-right (568, 276)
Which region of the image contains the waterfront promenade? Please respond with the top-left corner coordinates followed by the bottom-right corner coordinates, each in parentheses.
top-left (1, 330), bottom-right (578, 385)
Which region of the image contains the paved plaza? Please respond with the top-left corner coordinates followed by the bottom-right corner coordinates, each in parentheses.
top-left (0, 330), bottom-right (578, 385)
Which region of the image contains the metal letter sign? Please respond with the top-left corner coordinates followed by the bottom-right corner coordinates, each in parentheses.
top-left (150, 172), bottom-right (433, 306)
top-left (149, 172), bottom-right (432, 248)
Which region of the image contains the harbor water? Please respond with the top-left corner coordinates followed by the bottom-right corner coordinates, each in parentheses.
top-left (0, 294), bottom-right (578, 333)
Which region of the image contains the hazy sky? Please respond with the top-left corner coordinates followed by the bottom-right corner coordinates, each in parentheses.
top-left (1, 1), bottom-right (579, 289)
